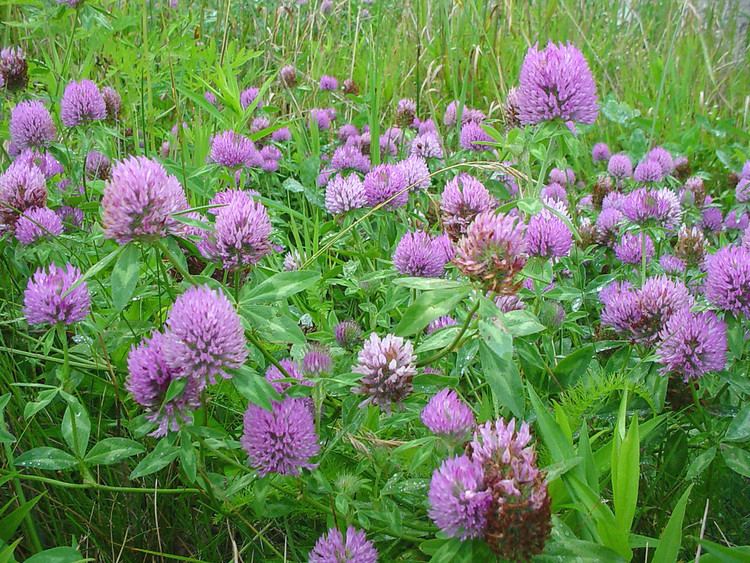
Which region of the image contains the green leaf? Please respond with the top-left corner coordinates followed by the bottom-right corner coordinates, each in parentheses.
top-left (686, 447), bottom-right (716, 480)
top-left (84, 438), bottom-right (145, 466)
top-left (651, 484), bottom-right (693, 563)
top-left (0, 394), bottom-right (15, 444)
top-left (232, 365), bottom-right (281, 411)
top-left (699, 539), bottom-right (750, 562)
top-left (24, 388), bottom-right (58, 419)
top-left (163, 377), bottom-right (188, 404)
top-left (242, 270), bottom-right (320, 304)
top-left (179, 430), bottom-right (197, 483)
top-left (241, 305), bottom-right (307, 345)
top-left (395, 288), bottom-right (470, 337)
top-left (282, 177), bottom-right (305, 193)
top-left (501, 310), bottom-right (546, 337)
top-left (61, 399), bottom-right (91, 458)
top-left (725, 405), bottom-right (750, 442)
top-left (612, 416), bottom-right (639, 536)
top-left (110, 243), bottom-right (141, 311)
top-left (129, 438), bottom-right (180, 479)
top-left (0, 539), bottom-right (21, 563)
top-left (0, 494), bottom-right (41, 542)
top-left (15, 447), bottom-right (78, 471)
top-left (527, 383), bottom-right (575, 463)
top-left (25, 547), bottom-right (87, 563)
top-left (479, 341), bottom-right (525, 419)
top-left (553, 344), bottom-right (594, 387)
top-left (392, 277), bottom-right (469, 291)
top-left (722, 445), bottom-right (750, 477)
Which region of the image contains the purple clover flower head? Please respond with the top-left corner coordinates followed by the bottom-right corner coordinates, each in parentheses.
top-left (303, 345), bottom-right (332, 375)
top-left (207, 189), bottom-right (256, 214)
top-left (283, 249), bottom-right (303, 271)
top-left (204, 90), bottom-right (219, 106)
top-left (279, 65), bottom-right (297, 87)
top-left (459, 122), bottom-right (493, 151)
top-left (526, 207), bottom-right (573, 258)
top-left (621, 188), bottom-right (682, 229)
top-left (309, 527), bottom-right (378, 563)
top-left (428, 455), bottom-right (492, 540)
top-left (660, 254), bottom-right (686, 275)
top-left (657, 311), bottom-right (727, 380)
top-left (240, 87), bottom-right (262, 110)
top-left (592, 142), bottom-right (611, 163)
top-left (454, 211), bottom-right (527, 294)
top-left (0, 160), bottom-right (47, 227)
top-left (127, 331), bottom-right (202, 437)
top-left (598, 199), bottom-right (626, 233)
top-left (319, 75), bottom-right (339, 91)
top-left (102, 156), bottom-right (189, 244)
top-left (614, 232), bottom-right (654, 264)
top-left (14, 149), bottom-right (63, 180)
top-left (425, 316), bottom-right (457, 334)
top-left (517, 42), bottom-right (598, 125)
top-left (241, 397), bottom-right (319, 476)
top-left (421, 388), bottom-right (475, 440)
top-left (418, 118), bottom-right (438, 135)
top-left (633, 159), bottom-right (664, 183)
top-left (331, 145), bottom-right (370, 174)
top-left (325, 173), bottom-right (367, 215)
top-left (0, 46), bottom-right (28, 91)
top-left (101, 86), bottom-right (121, 121)
top-left (540, 182), bottom-right (567, 204)
top-left (338, 124), bottom-right (359, 143)
top-left (725, 210), bottom-right (750, 232)
top-left (15, 207), bottom-right (63, 244)
top-left (704, 245), bottom-right (750, 317)
top-left (198, 196), bottom-right (272, 270)
top-left (741, 160), bottom-right (750, 180)
top-left (60, 80), bottom-right (106, 127)
top-left (468, 418), bottom-right (550, 557)
top-left (698, 206), bottom-right (722, 233)
top-left (441, 173), bottom-right (497, 240)
top-left (363, 164), bottom-right (408, 209)
top-left (646, 146), bottom-right (675, 176)
top-left (210, 131), bottom-right (256, 168)
top-left (271, 127), bottom-right (291, 142)
top-left (607, 153), bottom-right (633, 179)
top-left (265, 359), bottom-right (307, 393)
top-left (250, 116), bottom-right (271, 136)
top-left (396, 98), bottom-right (417, 127)
top-left (495, 293), bottom-right (525, 312)
top-left (393, 230), bottom-right (451, 277)
top-left (600, 276), bottom-right (693, 343)
top-left (411, 132), bottom-right (444, 159)
top-left (85, 150), bottom-right (112, 180)
top-left (164, 285), bottom-right (248, 385)
top-left (736, 179), bottom-right (750, 203)
top-left (443, 100), bottom-right (459, 126)
top-left (353, 333), bottom-right (417, 412)
top-left (56, 206), bottom-right (83, 229)
top-left (309, 108), bottom-right (332, 130)
top-left (23, 263), bottom-right (90, 326)
top-left (335, 320), bottom-right (362, 350)
top-left (10, 101), bottom-right (57, 150)
top-left (397, 155), bottom-right (431, 190)
top-left (549, 167), bottom-right (575, 186)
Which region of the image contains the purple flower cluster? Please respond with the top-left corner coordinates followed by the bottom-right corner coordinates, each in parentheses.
top-left (621, 188), bottom-right (682, 229)
top-left (10, 102), bottom-right (56, 150)
top-left (102, 156), bottom-right (190, 244)
top-left (0, 47), bottom-right (28, 91)
top-left (704, 245), bottom-right (750, 317)
top-left (614, 232), bottom-right (654, 264)
top-left (353, 333), bottom-right (417, 412)
top-left (210, 131), bottom-right (257, 168)
top-left (516, 42), bottom-right (598, 125)
top-left (15, 207), bottom-right (63, 244)
top-left (60, 80), bottom-right (107, 127)
top-left (441, 173), bottom-right (497, 240)
top-left (0, 160), bottom-right (48, 227)
top-left (198, 191), bottom-right (272, 270)
top-left (309, 527), bottom-right (378, 563)
top-left (325, 173), bottom-right (367, 215)
top-left (335, 320), bottom-right (363, 350)
top-left (428, 418), bottom-right (550, 557)
top-left (421, 389), bottom-right (475, 440)
top-left (23, 264), bottom-right (90, 326)
top-left (363, 164), bottom-right (408, 209)
top-left (392, 231), bottom-right (452, 277)
top-left (657, 311), bottom-right (727, 380)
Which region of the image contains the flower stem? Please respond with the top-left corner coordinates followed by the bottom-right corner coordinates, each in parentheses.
top-left (56, 323), bottom-right (70, 384)
top-left (417, 299), bottom-right (481, 367)
top-left (246, 331), bottom-right (292, 380)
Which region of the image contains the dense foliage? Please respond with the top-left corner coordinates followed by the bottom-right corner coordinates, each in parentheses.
top-left (1, 1), bottom-right (750, 561)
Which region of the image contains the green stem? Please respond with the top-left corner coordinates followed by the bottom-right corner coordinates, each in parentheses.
top-left (154, 239), bottom-right (195, 285)
top-left (418, 299), bottom-right (481, 367)
top-left (56, 323), bottom-right (70, 384)
top-left (3, 447), bottom-right (43, 553)
top-left (246, 331), bottom-right (292, 380)
top-left (1, 471), bottom-right (201, 494)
